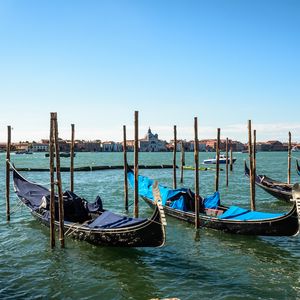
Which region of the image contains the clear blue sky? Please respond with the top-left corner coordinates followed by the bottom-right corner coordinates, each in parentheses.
top-left (0, 0), bottom-right (299, 143)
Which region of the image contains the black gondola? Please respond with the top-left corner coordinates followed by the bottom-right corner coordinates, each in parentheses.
top-left (297, 160), bottom-right (300, 176)
top-left (128, 169), bottom-right (300, 236)
top-left (13, 167), bottom-right (166, 247)
top-left (244, 161), bottom-right (292, 203)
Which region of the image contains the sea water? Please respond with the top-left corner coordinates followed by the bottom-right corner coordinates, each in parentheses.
top-left (1, 151), bottom-right (300, 299)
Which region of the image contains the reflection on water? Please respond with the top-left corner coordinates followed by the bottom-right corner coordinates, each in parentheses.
top-left (1, 152), bottom-right (300, 299)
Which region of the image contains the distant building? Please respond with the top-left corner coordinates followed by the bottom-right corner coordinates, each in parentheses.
top-left (102, 141), bottom-right (122, 152)
top-left (186, 141), bottom-right (206, 152)
top-left (31, 142), bottom-right (49, 152)
top-left (256, 141), bottom-right (287, 151)
top-left (139, 128), bottom-right (167, 152)
top-left (14, 142), bottom-right (30, 151)
top-left (76, 141), bottom-right (101, 152)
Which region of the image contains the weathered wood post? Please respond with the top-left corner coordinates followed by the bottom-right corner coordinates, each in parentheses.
top-left (248, 120), bottom-right (255, 211)
top-left (173, 125), bottom-right (177, 189)
top-left (288, 131), bottom-right (291, 184)
top-left (49, 113), bottom-right (56, 248)
top-left (253, 129), bottom-right (257, 174)
top-left (230, 141), bottom-right (233, 171)
top-left (215, 128), bottom-right (220, 192)
top-left (226, 137), bottom-right (229, 187)
top-left (70, 124), bottom-right (75, 192)
top-left (6, 125), bottom-right (11, 222)
top-left (180, 140), bottom-right (185, 184)
top-left (134, 111), bottom-right (139, 218)
top-left (194, 117), bottom-right (199, 229)
top-left (252, 129), bottom-right (256, 205)
top-left (53, 113), bottom-right (65, 248)
top-left (123, 125), bottom-right (128, 211)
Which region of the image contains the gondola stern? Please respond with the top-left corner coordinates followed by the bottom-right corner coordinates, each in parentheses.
top-left (292, 183), bottom-right (300, 236)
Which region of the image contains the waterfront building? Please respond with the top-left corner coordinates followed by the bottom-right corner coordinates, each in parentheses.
top-left (102, 141), bottom-right (122, 152)
top-left (138, 128), bottom-right (167, 152)
top-left (31, 142), bottom-right (49, 152)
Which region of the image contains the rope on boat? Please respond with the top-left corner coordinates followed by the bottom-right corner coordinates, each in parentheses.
top-left (9, 200), bottom-right (25, 215)
top-left (65, 221), bottom-right (90, 237)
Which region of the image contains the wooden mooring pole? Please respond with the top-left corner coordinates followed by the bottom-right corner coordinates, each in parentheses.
top-left (123, 125), bottom-right (128, 211)
top-left (226, 137), bottom-right (229, 187)
top-left (194, 117), bottom-right (199, 229)
top-left (230, 141), bottom-right (233, 172)
top-left (288, 131), bottom-right (291, 184)
top-left (252, 129), bottom-right (256, 205)
top-left (180, 140), bottom-right (185, 184)
top-left (134, 111), bottom-right (139, 218)
top-left (70, 124), bottom-right (75, 192)
top-left (248, 120), bottom-right (255, 211)
top-left (173, 125), bottom-right (177, 189)
top-left (53, 113), bottom-right (65, 248)
top-left (49, 113), bottom-right (56, 248)
top-left (6, 125), bottom-right (11, 222)
top-left (215, 128), bottom-right (220, 192)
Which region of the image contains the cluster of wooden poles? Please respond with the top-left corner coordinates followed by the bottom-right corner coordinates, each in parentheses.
top-left (4, 113), bottom-right (295, 247)
top-left (125, 112), bottom-right (236, 229)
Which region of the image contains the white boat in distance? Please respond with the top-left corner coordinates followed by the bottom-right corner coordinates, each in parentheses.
top-left (203, 154), bottom-right (236, 165)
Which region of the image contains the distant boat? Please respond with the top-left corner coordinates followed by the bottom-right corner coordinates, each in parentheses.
top-left (45, 152), bottom-right (75, 158)
top-left (292, 146), bottom-right (299, 152)
top-left (203, 154), bottom-right (236, 165)
top-left (15, 150), bottom-right (33, 155)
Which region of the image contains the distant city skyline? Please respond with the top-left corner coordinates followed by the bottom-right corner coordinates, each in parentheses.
top-left (1, 121), bottom-right (299, 144)
top-left (0, 1), bottom-right (299, 143)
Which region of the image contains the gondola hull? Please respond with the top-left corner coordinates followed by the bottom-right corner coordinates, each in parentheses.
top-left (13, 168), bottom-right (166, 248)
top-left (143, 197), bottom-right (299, 236)
top-left (244, 162), bottom-right (292, 203)
top-left (30, 207), bottom-right (165, 247)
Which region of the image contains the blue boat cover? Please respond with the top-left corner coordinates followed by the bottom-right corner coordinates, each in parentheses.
top-left (203, 192), bottom-right (220, 209)
top-left (127, 171), bottom-right (195, 211)
top-left (88, 211), bottom-right (146, 229)
top-left (128, 170), bottom-right (286, 221)
top-left (218, 206), bottom-right (285, 221)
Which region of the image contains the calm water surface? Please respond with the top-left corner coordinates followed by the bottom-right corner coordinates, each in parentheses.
top-left (1, 152), bottom-right (300, 299)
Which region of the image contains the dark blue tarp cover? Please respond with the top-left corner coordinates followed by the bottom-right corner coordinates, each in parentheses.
top-left (218, 206), bottom-right (284, 221)
top-left (88, 211), bottom-right (146, 229)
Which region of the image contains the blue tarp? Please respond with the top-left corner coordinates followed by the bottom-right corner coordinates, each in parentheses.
top-left (127, 170), bottom-right (192, 206)
top-left (88, 211), bottom-right (146, 229)
top-left (218, 206), bottom-right (285, 221)
top-left (203, 192), bottom-right (220, 209)
top-left (128, 170), bottom-right (286, 221)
